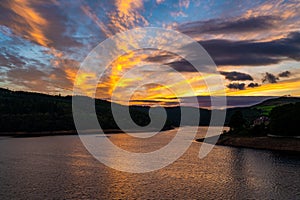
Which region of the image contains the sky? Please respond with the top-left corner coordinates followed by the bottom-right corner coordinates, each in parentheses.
top-left (0, 0), bottom-right (300, 106)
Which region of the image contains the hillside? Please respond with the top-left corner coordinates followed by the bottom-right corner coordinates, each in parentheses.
top-left (1, 88), bottom-right (300, 135)
top-left (0, 88), bottom-right (210, 133)
top-left (250, 96), bottom-right (300, 115)
top-left (0, 88), bottom-right (153, 133)
top-left (225, 96), bottom-right (300, 124)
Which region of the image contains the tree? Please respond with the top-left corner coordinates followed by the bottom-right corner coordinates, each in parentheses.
top-left (269, 103), bottom-right (300, 136)
top-left (228, 111), bottom-right (246, 132)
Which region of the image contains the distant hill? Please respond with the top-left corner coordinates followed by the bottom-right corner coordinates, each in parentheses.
top-left (1, 88), bottom-right (300, 134)
top-left (251, 96), bottom-right (300, 107)
top-left (0, 88), bottom-right (210, 133)
top-left (0, 88), bottom-right (152, 132)
top-left (226, 96), bottom-right (300, 122)
top-left (248, 96), bottom-right (300, 116)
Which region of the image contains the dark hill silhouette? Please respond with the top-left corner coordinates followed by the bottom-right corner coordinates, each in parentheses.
top-left (1, 88), bottom-right (300, 135)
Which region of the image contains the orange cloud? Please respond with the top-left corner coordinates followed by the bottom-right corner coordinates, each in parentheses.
top-left (1, 0), bottom-right (81, 94)
top-left (79, 1), bottom-right (151, 100)
top-left (115, 0), bottom-right (143, 16)
top-left (110, 0), bottom-right (148, 32)
top-left (62, 0), bottom-right (300, 105)
top-left (5, 0), bottom-right (50, 47)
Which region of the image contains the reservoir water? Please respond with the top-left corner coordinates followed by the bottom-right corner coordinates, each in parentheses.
top-left (0, 127), bottom-right (299, 199)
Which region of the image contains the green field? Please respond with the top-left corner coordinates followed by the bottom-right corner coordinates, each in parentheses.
top-left (255, 105), bottom-right (277, 115)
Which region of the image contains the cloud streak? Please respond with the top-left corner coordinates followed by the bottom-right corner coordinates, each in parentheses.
top-left (147, 31), bottom-right (300, 68)
top-left (176, 0), bottom-right (300, 41)
top-left (178, 15), bottom-right (280, 36)
top-left (200, 32), bottom-right (300, 66)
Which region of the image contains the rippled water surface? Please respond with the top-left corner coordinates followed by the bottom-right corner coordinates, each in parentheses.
top-left (0, 127), bottom-right (299, 199)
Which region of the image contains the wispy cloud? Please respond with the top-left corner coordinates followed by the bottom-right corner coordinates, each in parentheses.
top-left (177, 15), bottom-right (280, 36)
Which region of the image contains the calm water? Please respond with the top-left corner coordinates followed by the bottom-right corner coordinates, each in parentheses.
top-left (0, 127), bottom-right (299, 199)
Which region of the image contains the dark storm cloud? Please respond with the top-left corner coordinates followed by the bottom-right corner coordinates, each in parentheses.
top-left (248, 82), bottom-right (260, 88)
top-left (262, 72), bottom-right (279, 84)
top-left (147, 31), bottom-right (300, 68)
top-left (199, 32), bottom-right (300, 66)
top-left (178, 15), bottom-right (280, 35)
top-left (227, 83), bottom-right (246, 90)
top-left (220, 71), bottom-right (253, 81)
top-left (278, 70), bottom-right (291, 78)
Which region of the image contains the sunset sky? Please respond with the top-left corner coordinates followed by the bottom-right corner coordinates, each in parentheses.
top-left (0, 0), bottom-right (299, 106)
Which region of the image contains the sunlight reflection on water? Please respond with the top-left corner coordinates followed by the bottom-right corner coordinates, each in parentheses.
top-left (0, 127), bottom-right (299, 199)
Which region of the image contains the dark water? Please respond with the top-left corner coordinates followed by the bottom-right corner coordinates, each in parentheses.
top-left (0, 127), bottom-right (299, 199)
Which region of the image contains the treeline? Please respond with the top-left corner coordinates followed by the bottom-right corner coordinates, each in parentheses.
top-left (1, 88), bottom-right (300, 135)
top-left (228, 102), bottom-right (300, 136)
top-left (0, 88), bottom-right (153, 132)
top-left (1, 88), bottom-right (206, 132)
top-left (269, 102), bottom-right (300, 136)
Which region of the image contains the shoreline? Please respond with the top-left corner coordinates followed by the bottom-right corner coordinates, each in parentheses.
top-left (196, 135), bottom-right (300, 153)
top-left (0, 129), bottom-right (124, 137)
top-left (0, 127), bottom-right (175, 138)
top-left (3, 129), bottom-right (300, 154)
